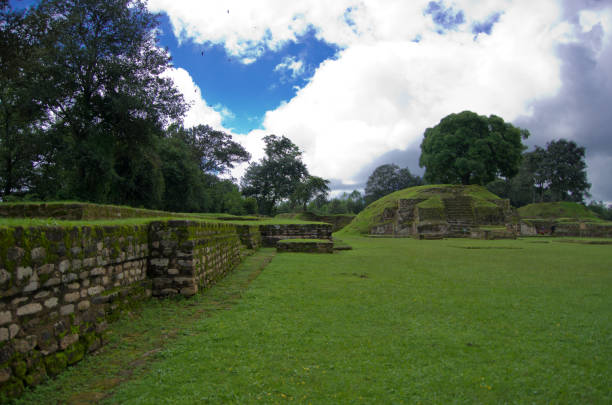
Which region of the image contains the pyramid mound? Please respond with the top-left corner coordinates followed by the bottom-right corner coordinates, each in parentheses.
top-left (340, 184), bottom-right (513, 238)
top-left (517, 202), bottom-right (598, 221)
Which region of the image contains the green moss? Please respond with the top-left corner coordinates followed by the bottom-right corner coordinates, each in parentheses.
top-left (417, 195), bottom-right (444, 209)
top-left (12, 360), bottom-right (27, 379)
top-left (0, 377), bottom-right (24, 401)
top-left (64, 342), bottom-right (85, 365)
top-left (44, 352), bottom-right (67, 377)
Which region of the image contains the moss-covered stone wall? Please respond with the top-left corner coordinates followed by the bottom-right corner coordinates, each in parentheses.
top-left (0, 224), bottom-right (151, 400)
top-left (0, 203), bottom-right (173, 221)
top-left (148, 221), bottom-right (243, 297)
top-left (258, 224), bottom-right (333, 247)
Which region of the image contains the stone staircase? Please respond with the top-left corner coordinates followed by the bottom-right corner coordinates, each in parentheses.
top-left (443, 197), bottom-right (475, 237)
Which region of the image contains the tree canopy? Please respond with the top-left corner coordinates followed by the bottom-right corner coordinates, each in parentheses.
top-left (419, 111), bottom-right (529, 185)
top-left (364, 164), bottom-right (423, 204)
top-left (241, 135), bottom-right (328, 215)
top-left (0, 0), bottom-right (253, 214)
top-left (487, 139), bottom-right (591, 205)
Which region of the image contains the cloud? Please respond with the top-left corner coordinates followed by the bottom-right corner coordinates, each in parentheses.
top-left (162, 67), bottom-right (226, 128)
top-left (274, 56), bottom-right (306, 80)
top-left (153, 0), bottom-right (612, 202)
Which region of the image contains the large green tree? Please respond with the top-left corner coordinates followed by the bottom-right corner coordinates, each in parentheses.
top-left (419, 111), bottom-right (529, 185)
top-left (0, 4), bottom-right (46, 198)
top-left (365, 164), bottom-right (423, 204)
top-left (541, 139), bottom-right (590, 202)
top-left (29, 0), bottom-right (186, 204)
top-left (241, 135), bottom-right (309, 215)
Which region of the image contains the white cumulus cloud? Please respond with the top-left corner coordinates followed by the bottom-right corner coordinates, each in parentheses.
top-left (152, 1), bottom-right (609, 192)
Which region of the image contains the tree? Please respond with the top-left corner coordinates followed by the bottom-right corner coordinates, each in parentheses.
top-left (419, 111), bottom-right (529, 185)
top-left (365, 164), bottom-right (423, 204)
top-left (241, 135), bottom-right (309, 215)
top-left (543, 139), bottom-right (590, 202)
top-left (28, 0), bottom-right (186, 203)
top-left (290, 176), bottom-right (330, 211)
top-left (0, 5), bottom-right (46, 198)
top-left (167, 124), bottom-right (250, 175)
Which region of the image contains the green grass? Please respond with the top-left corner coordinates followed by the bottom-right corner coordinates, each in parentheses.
top-left (518, 202), bottom-right (600, 221)
top-left (17, 235), bottom-right (610, 404)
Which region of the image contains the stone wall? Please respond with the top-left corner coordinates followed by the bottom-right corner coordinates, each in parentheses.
top-left (0, 203), bottom-right (173, 221)
top-left (277, 239), bottom-right (333, 253)
top-left (519, 220), bottom-right (612, 237)
top-left (258, 224), bottom-right (333, 247)
top-left (148, 221), bottom-right (243, 297)
top-left (0, 224), bottom-right (151, 399)
top-left (0, 219), bottom-right (335, 399)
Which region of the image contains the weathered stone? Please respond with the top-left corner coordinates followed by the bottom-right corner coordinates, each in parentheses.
top-left (60, 304), bottom-right (74, 316)
top-left (180, 287), bottom-right (198, 296)
top-left (58, 260), bottom-right (71, 273)
top-left (14, 336), bottom-right (37, 353)
top-left (67, 282), bottom-right (80, 290)
top-left (43, 277), bottom-right (61, 287)
top-left (64, 292), bottom-right (80, 303)
top-left (9, 324), bottom-right (19, 339)
top-left (7, 247), bottom-right (25, 261)
top-left (23, 280), bottom-right (39, 293)
top-left (44, 297), bottom-right (58, 308)
top-left (0, 328), bottom-right (8, 342)
top-left (60, 334), bottom-right (79, 350)
top-left (30, 247), bottom-right (47, 261)
top-left (37, 263), bottom-right (54, 275)
top-left (79, 271), bottom-right (89, 280)
top-left (17, 303), bottom-right (42, 317)
top-left (16, 266), bottom-right (33, 281)
top-left (167, 268), bottom-right (180, 275)
top-left (150, 258), bottom-right (169, 267)
top-left (77, 300), bottom-right (90, 311)
top-left (12, 297), bottom-right (28, 306)
top-left (87, 286), bottom-right (104, 296)
top-left (0, 311), bottom-right (12, 325)
top-left (61, 273), bottom-right (78, 283)
top-left (0, 269), bottom-right (11, 284)
top-left (34, 290), bottom-right (50, 299)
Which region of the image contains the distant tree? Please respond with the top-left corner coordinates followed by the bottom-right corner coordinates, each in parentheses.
top-left (587, 201), bottom-right (612, 221)
top-left (543, 139), bottom-right (590, 202)
top-left (365, 164), bottom-right (423, 204)
top-left (345, 190), bottom-right (366, 213)
top-left (167, 124), bottom-right (250, 175)
top-left (419, 111), bottom-right (529, 185)
top-left (290, 176), bottom-right (330, 211)
top-left (241, 135), bottom-right (309, 215)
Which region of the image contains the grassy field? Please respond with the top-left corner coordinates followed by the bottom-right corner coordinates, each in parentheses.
top-left (15, 236), bottom-right (612, 404)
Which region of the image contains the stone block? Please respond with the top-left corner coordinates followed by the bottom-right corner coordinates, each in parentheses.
top-left (16, 266), bottom-right (33, 281)
top-left (17, 303), bottom-right (42, 317)
top-left (0, 328), bottom-right (8, 342)
top-left (64, 292), bottom-right (80, 303)
top-left (44, 297), bottom-right (58, 308)
top-left (31, 247), bottom-right (46, 261)
top-left (9, 324), bottom-right (19, 339)
top-left (37, 263), bottom-right (54, 275)
top-left (58, 260), bottom-right (70, 273)
top-left (90, 267), bottom-right (105, 276)
top-left (60, 304), bottom-right (74, 316)
top-left (34, 290), bottom-right (50, 299)
top-left (43, 277), bottom-right (61, 287)
top-left (87, 286), bottom-right (104, 296)
top-left (7, 247), bottom-right (24, 261)
top-left (23, 280), bottom-right (39, 293)
top-left (0, 311), bottom-right (12, 325)
top-left (67, 282), bottom-right (80, 290)
top-left (77, 300), bottom-right (90, 311)
top-left (60, 334), bottom-right (79, 350)
top-left (0, 269), bottom-right (11, 284)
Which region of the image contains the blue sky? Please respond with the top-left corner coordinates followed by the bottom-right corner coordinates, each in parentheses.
top-left (8, 1), bottom-right (612, 202)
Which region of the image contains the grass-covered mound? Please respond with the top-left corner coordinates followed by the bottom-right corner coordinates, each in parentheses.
top-left (338, 184), bottom-right (504, 235)
top-left (518, 202), bottom-right (600, 221)
top-left (276, 212), bottom-right (355, 232)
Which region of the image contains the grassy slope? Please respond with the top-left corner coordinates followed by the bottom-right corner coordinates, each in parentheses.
top-left (18, 236), bottom-right (610, 404)
top-left (340, 184), bottom-right (501, 235)
top-left (518, 202), bottom-right (600, 221)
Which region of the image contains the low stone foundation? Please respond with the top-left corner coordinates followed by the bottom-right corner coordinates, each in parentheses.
top-left (259, 224), bottom-right (332, 247)
top-left (276, 239), bottom-right (334, 253)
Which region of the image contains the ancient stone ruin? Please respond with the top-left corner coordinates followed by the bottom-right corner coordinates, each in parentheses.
top-left (369, 185), bottom-right (515, 239)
